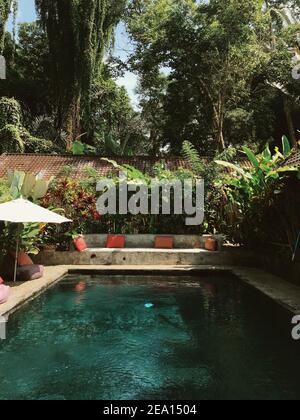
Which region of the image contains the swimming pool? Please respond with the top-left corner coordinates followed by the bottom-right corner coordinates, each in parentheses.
top-left (0, 273), bottom-right (299, 400)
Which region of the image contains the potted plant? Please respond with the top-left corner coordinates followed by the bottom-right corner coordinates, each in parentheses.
top-left (65, 230), bottom-right (87, 252)
top-left (204, 235), bottom-right (218, 252)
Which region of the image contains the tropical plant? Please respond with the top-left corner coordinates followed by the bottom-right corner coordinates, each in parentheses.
top-left (41, 177), bottom-right (101, 248)
top-left (215, 136), bottom-right (298, 184)
top-left (0, 97), bottom-right (56, 153)
top-left (215, 136), bottom-right (299, 245)
top-left (182, 141), bottom-right (205, 176)
top-left (0, 170), bottom-right (54, 255)
top-left (7, 170), bottom-right (52, 201)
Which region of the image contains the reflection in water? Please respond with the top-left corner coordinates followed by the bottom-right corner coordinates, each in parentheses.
top-left (75, 281), bottom-right (87, 293)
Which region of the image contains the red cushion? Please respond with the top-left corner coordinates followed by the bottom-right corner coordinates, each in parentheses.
top-left (155, 236), bottom-right (174, 249)
top-left (18, 252), bottom-right (34, 267)
top-left (74, 237), bottom-right (88, 252)
top-left (106, 235), bottom-right (125, 249)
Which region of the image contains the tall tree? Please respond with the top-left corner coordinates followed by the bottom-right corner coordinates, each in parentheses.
top-left (126, 0), bottom-right (300, 154)
top-left (0, 0), bottom-right (14, 53)
top-left (264, 0), bottom-right (300, 146)
top-left (35, 0), bottom-right (126, 150)
top-left (126, 0), bottom-right (268, 153)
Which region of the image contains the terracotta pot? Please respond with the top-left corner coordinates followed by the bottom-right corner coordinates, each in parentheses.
top-left (205, 238), bottom-right (218, 252)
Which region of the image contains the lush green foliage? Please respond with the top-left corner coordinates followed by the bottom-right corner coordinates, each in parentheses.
top-left (0, 0), bottom-right (300, 258)
top-left (35, 0), bottom-right (127, 148)
top-left (1, 19), bottom-right (145, 154)
top-left (214, 137), bottom-right (300, 246)
top-left (1, 0), bottom-right (299, 156)
top-left (0, 0), bottom-right (15, 52)
top-left (38, 161), bottom-right (201, 250)
top-left (0, 170), bottom-right (53, 256)
top-left (125, 0), bottom-right (300, 154)
top-left (0, 137), bottom-right (299, 255)
top-left (41, 177), bottom-right (101, 248)
top-left (0, 97), bottom-right (56, 153)
top-left (2, 23), bottom-right (52, 117)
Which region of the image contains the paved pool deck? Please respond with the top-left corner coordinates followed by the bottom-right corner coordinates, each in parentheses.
top-left (1, 265), bottom-right (300, 318)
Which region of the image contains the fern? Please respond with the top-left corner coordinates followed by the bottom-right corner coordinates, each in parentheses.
top-left (182, 141), bottom-right (204, 175)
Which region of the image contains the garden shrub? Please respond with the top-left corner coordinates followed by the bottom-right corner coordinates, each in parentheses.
top-left (0, 97), bottom-right (22, 129)
top-left (0, 97), bottom-right (55, 154)
top-left (0, 124), bottom-right (25, 153)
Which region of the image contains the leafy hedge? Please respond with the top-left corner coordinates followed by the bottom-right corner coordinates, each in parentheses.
top-left (0, 97), bottom-right (58, 154)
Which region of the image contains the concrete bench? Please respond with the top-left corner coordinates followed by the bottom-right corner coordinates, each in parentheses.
top-left (35, 234), bottom-right (226, 266)
top-left (81, 234), bottom-right (224, 250)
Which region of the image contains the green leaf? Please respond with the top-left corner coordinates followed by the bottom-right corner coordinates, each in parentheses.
top-left (21, 173), bottom-right (36, 198)
top-left (215, 160), bottom-right (252, 179)
top-left (242, 146), bottom-right (259, 168)
top-left (282, 136), bottom-right (291, 157)
top-left (72, 141), bottom-right (85, 155)
top-left (262, 145), bottom-right (272, 162)
top-left (8, 170), bottom-right (25, 199)
top-left (266, 166), bottom-right (297, 178)
top-left (32, 180), bottom-right (49, 201)
top-left (101, 158), bottom-right (121, 170)
top-left (266, 172), bottom-right (280, 180)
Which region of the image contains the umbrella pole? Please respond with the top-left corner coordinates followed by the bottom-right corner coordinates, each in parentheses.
top-left (13, 225), bottom-right (20, 283)
top-left (292, 231), bottom-right (300, 262)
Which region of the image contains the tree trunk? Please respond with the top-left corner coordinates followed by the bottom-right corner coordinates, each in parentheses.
top-left (65, 95), bottom-right (81, 152)
top-left (213, 108), bottom-right (225, 152)
top-left (150, 129), bottom-right (160, 156)
top-left (283, 97), bottom-right (297, 148)
top-left (197, 79), bottom-right (226, 152)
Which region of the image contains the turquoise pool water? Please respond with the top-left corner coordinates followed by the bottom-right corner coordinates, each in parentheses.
top-left (0, 274), bottom-right (299, 400)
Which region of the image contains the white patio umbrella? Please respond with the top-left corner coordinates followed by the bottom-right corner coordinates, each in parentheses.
top-left (0, 198), bottom-right (72, 282)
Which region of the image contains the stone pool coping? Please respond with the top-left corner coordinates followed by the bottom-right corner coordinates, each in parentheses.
top-left (1, 265), bottom-right (300, 318)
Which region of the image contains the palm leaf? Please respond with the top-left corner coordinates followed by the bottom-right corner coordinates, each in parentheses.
top-left (282, 135), bottom-right (291, 157)
top-left (215, 160), bottom-right (252, 179)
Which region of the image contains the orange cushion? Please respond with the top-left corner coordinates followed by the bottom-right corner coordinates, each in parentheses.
top-left (74, 237), bottom-right (88, 252)
top-left (106, 235), bottom-right (125, 249)
top-left (18, 252), bottom-right (34, 267)
top-left (155, 236), bottom-right (174, 249)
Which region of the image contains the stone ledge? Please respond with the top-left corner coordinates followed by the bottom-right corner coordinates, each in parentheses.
top-left (35, 249), bottom-right (255, 267)
top-left (0, 266), bottom-right (68, 318)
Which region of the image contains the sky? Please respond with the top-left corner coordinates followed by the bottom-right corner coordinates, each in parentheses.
top-left (7, 0), bottom-right (139, 106)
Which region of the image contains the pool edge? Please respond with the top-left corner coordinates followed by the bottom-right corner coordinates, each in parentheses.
top-left (1, 264), bottom-right (300, 319)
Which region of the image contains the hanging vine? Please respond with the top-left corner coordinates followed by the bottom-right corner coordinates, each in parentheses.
top-left (11, 0), bottom-right (18, 45)
top-left (0, 0), bottom-right (15, 53)
top-left (35, 0), bottom-right (126, 150)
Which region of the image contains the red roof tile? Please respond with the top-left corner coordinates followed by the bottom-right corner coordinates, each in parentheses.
top-left (283, 150), bottom-right (300, 168)
top-left (0, 154), bottom-right (191, 179)
top-left (0, 153), bottom-right (254, 180)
